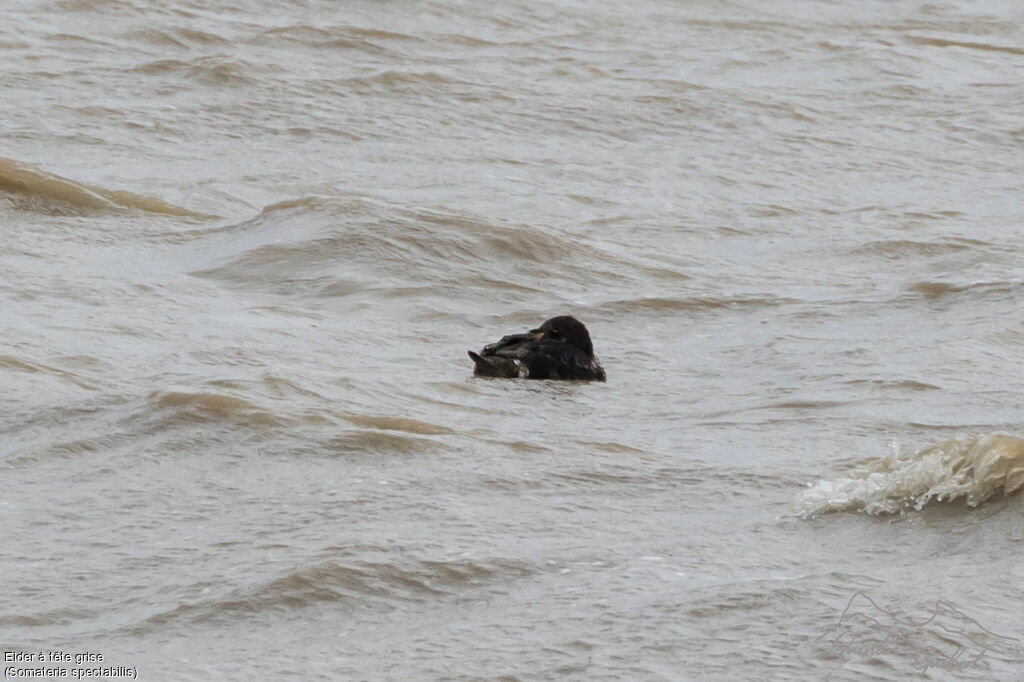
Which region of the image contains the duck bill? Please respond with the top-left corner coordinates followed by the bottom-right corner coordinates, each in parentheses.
top-left (481, 331), bottom-right (535, 355)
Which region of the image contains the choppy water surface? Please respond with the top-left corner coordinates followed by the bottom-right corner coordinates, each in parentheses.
top-left (3, 0), bottom-right (1024, 679)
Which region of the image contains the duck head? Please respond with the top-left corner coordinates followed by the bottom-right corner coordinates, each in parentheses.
top-left (531, 316), bottom-right (595, 357)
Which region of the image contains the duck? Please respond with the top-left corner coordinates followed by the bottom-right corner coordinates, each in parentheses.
top-left (468, 316), bottom-right (606, 381)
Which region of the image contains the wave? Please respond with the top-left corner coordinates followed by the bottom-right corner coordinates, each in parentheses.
top-left (851, 238), bottom-right (984, 258)
top-left (341, 414), bottom-right (455, 435)
top-left (249, 24), bottom-right (439, 58)
top-left (0, 353), bottom-right (100, 391)
top-left (326, 429), bottom-right (443, 456)
top-left (256, 24), bottom-right (426, 47)
top-left (796, 434), bottom-right (1024, 517)
top-left (0, 157), bottom-right (209, 217)
top-left (905, 34), bottom-right (1024, 56)
top-left (135, 555), bottom-right (533, 631)
top-left (186, 195), bottom-right (634, 307)
top-left (143, 383), bottom-right (458, 453)
top-left (125, 27), bottom-right (229, 50)
top-left (133, 56), bottom-right (258, 86)
top-left (595, 294), bottom-right (793, 315)
top-left (906, 279), bottom-right (1020, 300)
top-left (147, 389), bottom-right (291, 428)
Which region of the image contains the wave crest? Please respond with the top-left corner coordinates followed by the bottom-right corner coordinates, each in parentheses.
top-left (796, 434), bottom-right (1024, 516)
top-left (0, 157), bottom-right (208, 217)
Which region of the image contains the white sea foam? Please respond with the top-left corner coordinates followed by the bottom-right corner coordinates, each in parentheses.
top-left (797, 434), bottom-right (1024, 517)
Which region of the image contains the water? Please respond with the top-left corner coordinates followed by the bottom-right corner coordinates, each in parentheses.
top-left (3, 0), bottom-right (1024, 679)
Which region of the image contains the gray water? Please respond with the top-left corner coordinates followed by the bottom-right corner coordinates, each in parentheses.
top-left (3, 0), bottom-right (1024, 679)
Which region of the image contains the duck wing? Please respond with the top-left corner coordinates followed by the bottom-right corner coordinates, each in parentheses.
top-left (469, 332), bottom-right (605, 381)
top-left (516, 340), bottom-right (605, 381)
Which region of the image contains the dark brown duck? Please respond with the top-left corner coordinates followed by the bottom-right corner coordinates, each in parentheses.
top-left (468, 316), bottom-right (606, 381)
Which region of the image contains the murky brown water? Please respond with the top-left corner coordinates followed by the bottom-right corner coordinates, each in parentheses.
top-left (3, 1), bottom-right (1024, 679)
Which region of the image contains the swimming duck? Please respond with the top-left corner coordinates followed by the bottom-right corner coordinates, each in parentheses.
top-left (468, 316), bottom-right (606, 381)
